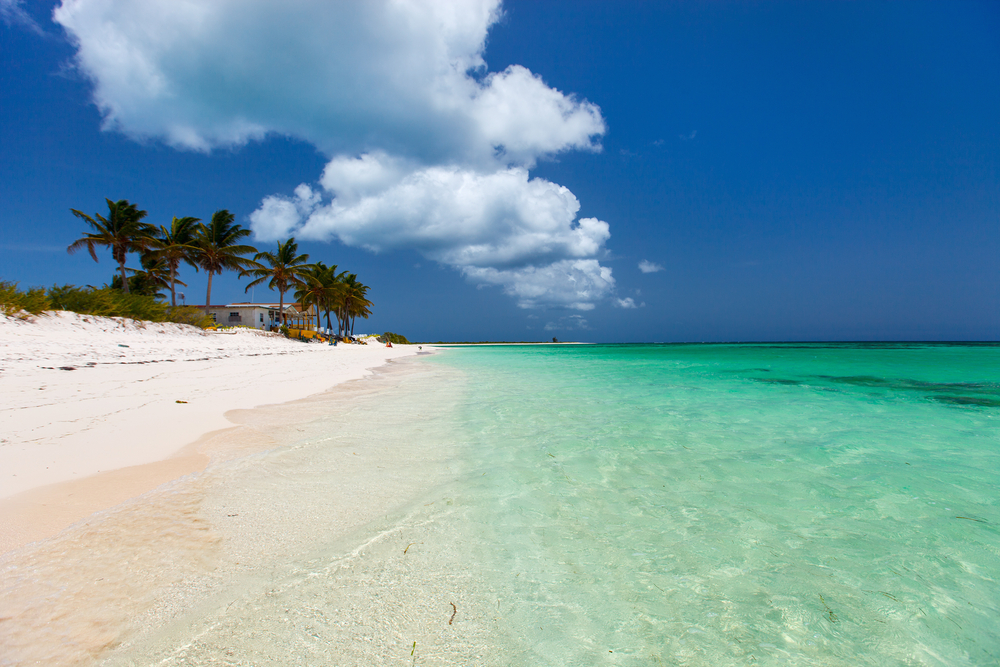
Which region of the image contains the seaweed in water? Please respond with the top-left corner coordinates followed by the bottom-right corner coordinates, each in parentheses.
top-left (819, 594), bottom-right (838, 623)
top-left (932, 395), bottom-right (1000, 408)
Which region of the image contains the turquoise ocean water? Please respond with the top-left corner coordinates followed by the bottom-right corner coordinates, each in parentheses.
top-left (87, 342), bottom-right (998, 666)
top-left (439, 343), bottom-right (1000, 665)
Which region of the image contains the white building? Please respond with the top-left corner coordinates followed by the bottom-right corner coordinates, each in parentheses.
top-left (198, 302), bottom-right (302, 330)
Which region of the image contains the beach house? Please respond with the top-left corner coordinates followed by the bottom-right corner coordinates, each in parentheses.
top-left (198, 302), bottom-right (302, 331)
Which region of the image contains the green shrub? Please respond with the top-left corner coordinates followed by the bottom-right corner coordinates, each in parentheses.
top-left (3, 280), bottom-right (215, 329)
top-left (0, 280), bottom-right (51, 316)
top-left (109, 272), bottom-right (167, 298)
top-left (166, 306), bottom-right (216, 328)
top-left (382, 331), bottom-right (410, 344)
top-left (46, 285), bottom-right (213, 327)
top-left (279, 324), bottom-right (289, 337)
top-left (47, 285), bottom-right (167, 320)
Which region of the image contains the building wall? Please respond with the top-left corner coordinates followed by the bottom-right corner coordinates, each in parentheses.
top-left (204, 306), bottom-right (288, 330)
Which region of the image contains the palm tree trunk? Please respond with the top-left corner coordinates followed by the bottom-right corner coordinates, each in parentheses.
top-left (204, 271), bottom-right (214, 315)
top-left (169, 266), bottom-right (177, 307)
top-left (119, 259), bottom-right (130, 294)
top-left (279, 290), bottom-right (285, 327)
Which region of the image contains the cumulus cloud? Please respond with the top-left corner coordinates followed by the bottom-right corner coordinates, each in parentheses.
top-left (638, 260), bottom-right (664, 274)
top-left (465, 260), bottom-right (613, 311)
top-left (52, 0), bottom-right (603, 162)
top-left (55, 0), bottom-right (615, 309)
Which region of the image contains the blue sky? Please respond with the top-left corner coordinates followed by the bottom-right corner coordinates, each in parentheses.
top-left (2, 0), bottom-right (997, 342)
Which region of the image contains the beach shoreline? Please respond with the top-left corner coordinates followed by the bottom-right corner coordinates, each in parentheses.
top-left (1, 346), bottom-right (479, 666)
top-left (0, 311), bottom-right (433, 553)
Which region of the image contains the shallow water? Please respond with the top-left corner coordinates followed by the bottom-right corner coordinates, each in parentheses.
top-left (1, 358), bottom-right (481, 666)
top-left (440, 343), bottom-right (1000, 665)
top-left (4, 344), bottom-right (999, 666)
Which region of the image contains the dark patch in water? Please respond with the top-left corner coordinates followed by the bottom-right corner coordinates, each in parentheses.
top-left (745, 372), bottom-right (1000, 408)
top-left (932, 396), bottom-right (1000, 408)
top-left (805, 375), bottom-right (1000, 408)
top-left (816, 375), bottom-right (895, 388)
top-left (815, 375), bottom-right (999, 392)
top-left (732, 342), bottom-right (1000, 350)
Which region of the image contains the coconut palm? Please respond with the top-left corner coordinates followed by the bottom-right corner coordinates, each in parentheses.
top-left (294, 262), bottom-right (341, 332)
top-left (67, 198), bottom-right (154, 294)
top-left (240, 238), bottom-right (312, 327)
top-left (336, 273), bottom-right (373, 337)
top-left (113, 254), bottom-right (183, 298)
top-left (148, 216), bottom-right (201, 306)
top-left (347, 289), bottom-right (373, 336)
top-left (193, 210), bottom-right (256, 314)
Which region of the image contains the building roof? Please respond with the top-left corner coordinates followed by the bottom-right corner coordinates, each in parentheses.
top-left (192, 302), bottom-right (298, 310)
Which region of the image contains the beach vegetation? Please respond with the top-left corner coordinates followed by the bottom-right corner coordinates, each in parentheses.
top-left (67, 198), bottom-right (156, 294)
top-left (193, 210), bottom-right (257, 314)
top-left (47, 284), bottom-right (209, 324)
top-left (0, 280), bottom-right (51, 316)
top-left (58, 200), bottom-right (381, 330)
top-left (166, 305), bottom-right (215, 328)
top-left (241, 237), bottom-right (313, 326)
top-left (293, 261), bottom-right (350, 333)
top-left (336, 273), bottom-right (373, 338)
top-left (109, 252), bottom-right (180, 298)
top-left (381, 331), bottom-right (410, 344)
top-left (147, 215), bottom-right (201, 306)
top-left (0, 281), bottom-right (214, 326)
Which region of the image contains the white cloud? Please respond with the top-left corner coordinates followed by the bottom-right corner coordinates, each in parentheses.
top-left (54, 0), bottom-right (615, 309)
top-left (248, 184), bottom-right (322, 240)
top-left (464, 260), bottom-right (614, 311)
top-left (52, 0), bottom-right (603, 163)
top-left (1, 0), bottom-right (42, 33)
top-left (255, 155), bottom-right (611, 290)
top-left (615, 297), bottom-right (644, 309)
top-left (638, 260), bottom-right (664, 274)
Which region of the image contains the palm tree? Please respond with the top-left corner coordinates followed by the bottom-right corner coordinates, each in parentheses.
top-left (348, 288), bottom-right (373, 336)
top-left (240, 238), bottom-right (312, 327)
top-left (336, 273), bottom-right (373, 337)
top-left (114, 254), bottom-right (183, 298)
top-left (67, 198), bottom-right (154, 294)
top-left (148, 216), bottom-right (200, 306)
top-left (193, 210), bottom-right (257, 314)
top-left (294, 262), bottom-right (349, 333)
top-left (294, 262), bottom-right (329, 331)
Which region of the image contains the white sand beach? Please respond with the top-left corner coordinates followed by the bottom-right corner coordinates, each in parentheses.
top-left (0, 311), bottom-right (427, 553)
top-left (1, 312), bottom-right (480, 666)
